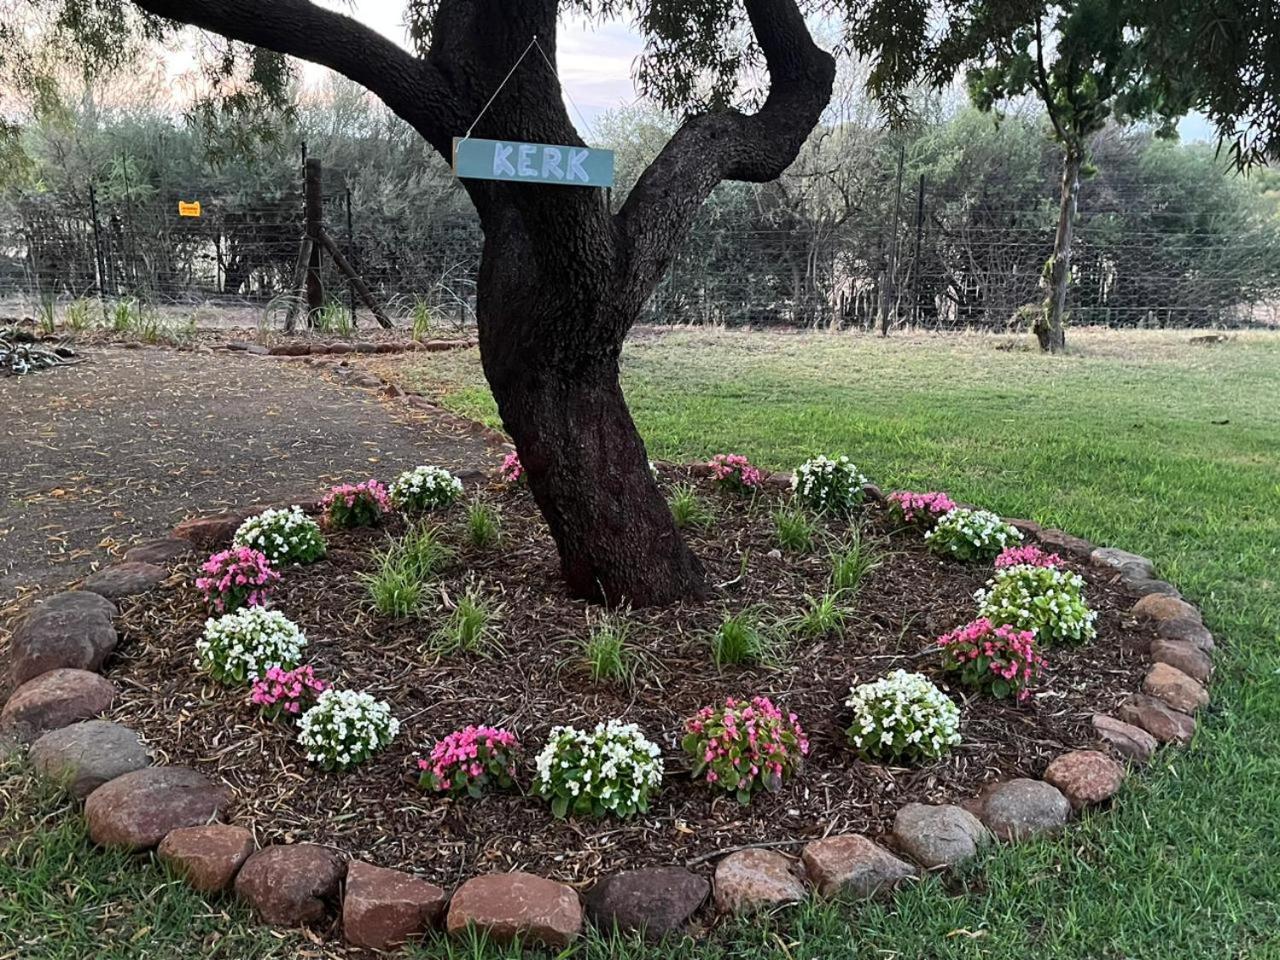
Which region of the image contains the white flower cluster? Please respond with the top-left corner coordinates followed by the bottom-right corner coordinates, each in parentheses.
top-left (297, 689), bottom-right (399, 771)
top-left (389, 465), bottom-right (464, 512)
top-left (233, 506), bottom-right (326, 566)
top-left (534, 719), bottom-right (664, 819)
top-left (975, 563), bottom-right (1099, 646)
top-left (791, 455), bottom-right (870, 515)
top-left (845, 669), bottom-right (961, 764)
top-left (924, 507), bottom-right (1022, 562)
top-left (196, 607), bottom-right (307, 684)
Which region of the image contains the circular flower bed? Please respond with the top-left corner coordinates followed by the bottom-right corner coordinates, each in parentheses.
top-left (104, 463), bottom-right (1156, 887)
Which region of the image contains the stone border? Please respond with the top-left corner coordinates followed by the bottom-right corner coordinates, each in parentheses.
top-left (1, 476), bottom-right (1214, 952)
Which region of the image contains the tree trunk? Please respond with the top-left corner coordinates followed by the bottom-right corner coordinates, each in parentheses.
top-left (1040, 148), bottom-right (1082, 353)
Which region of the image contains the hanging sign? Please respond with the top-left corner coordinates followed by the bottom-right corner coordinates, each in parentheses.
top-left (177, 200), bottom-right (202, 217)
top-left (453, 137), bottom-right (614, 188)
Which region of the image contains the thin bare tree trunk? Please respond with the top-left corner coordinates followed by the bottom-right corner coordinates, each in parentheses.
top-left (1040, 148), bottom-right (1082, 352)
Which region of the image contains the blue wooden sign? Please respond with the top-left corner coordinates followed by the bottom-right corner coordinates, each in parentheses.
top-left (453, 137), bottom-right (614, 188)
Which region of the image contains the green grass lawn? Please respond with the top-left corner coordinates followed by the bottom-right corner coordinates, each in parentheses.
top-left (5, 328), bottom-right (1280, 959)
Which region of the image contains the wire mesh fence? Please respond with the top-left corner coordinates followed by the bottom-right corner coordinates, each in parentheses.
top-left (2, 162), bottom-right (1277, 332)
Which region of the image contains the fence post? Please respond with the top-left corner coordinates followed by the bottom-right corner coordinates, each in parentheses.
top-left (88, 183), bottom-right (108, 316)
top-left (879, 141), bottom-right (905, 336)
top-left (304, 157), bottom-right (324, 325)
top-left (911, 173), bottom-right (925, 327)
top-left (346, 188), bottom-right (356, 326)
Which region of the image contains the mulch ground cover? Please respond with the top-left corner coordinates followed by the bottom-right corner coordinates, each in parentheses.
top-left (106, 470), bottom-right (1153, 889)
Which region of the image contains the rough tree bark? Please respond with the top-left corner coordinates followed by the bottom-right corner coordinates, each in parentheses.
top-left (136, 0), bottom-right (835, 605)
top-left (1039, 147), bottom-right (1082, 353)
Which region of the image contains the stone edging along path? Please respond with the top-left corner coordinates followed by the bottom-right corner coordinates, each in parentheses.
top-left (0, 481), bottom-right (1215, 952)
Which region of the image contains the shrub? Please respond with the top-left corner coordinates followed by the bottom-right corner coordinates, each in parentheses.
top-left (297, 689), bottom-right (399, 771)
top-left (924, 508), bottom-right (1022, 562)
top-left (417, 725), bottom-right (521, 797)
top-left (708, 453), bottom-right (765, 494)
top-left (682, 696), bottom-right (808, 803)
top-left (389, 466), bottom-right (463, 512)
top-left (669, 483), bottom-right (715, 530)
top-left (249, 665), bottom-right (330, 720)
top-left (396, 522), bottom-right (454, 581)
top-left (772, 504), bottom-right (816, 552)
top-left (829, 532), bottom-right (880, 593)
top-left (430, 583), bottom-right (501, 656)
top-left (975, 564), bottom-right (1098, 645)
top-left (937, 618), bottom-right (1046, 701)
top-left (710, 610), bottom-right (775, 667)
top-left (194, 547), bottom-right (279, 614)
top-left (994, 544), bottom-right (1063, 569)
top-left (466, 500), bottom-right (502, 548)
top-left (534, 720), bottom-right (664, 819)
top-left (233, 506), bottom-right (326, 567)
top-left (574, 617), bottom-right (646, 688)
top-left (361, 524), bottom-right (452, 617)
top-left (844, 670), bottom-right (961, 764)
top-left (886, 490), bottom-right (957, 528)
top-left (499, 451), bottom-right (523, 485)
top-left (791, 455), bottom-right (869, 515)
top-left (196, 607), bottom-right (307, 684)
top-left (322, 479), bottom-right (392, 528)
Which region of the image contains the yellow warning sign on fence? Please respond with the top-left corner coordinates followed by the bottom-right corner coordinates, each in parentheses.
top-left (177, 200), bottom-right (201, 217)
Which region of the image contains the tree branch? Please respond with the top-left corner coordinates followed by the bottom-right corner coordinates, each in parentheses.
top-left (615, 0), bottom-right (835, 307)
top-left (132, 0), bottom-right (462, 154)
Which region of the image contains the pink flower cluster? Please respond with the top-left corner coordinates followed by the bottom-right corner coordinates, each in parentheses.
top-left (322, 479), bottom-right (392, 528)
top-left (937, 618), bottom-right (1045, 702)
top-left (194, 547), bottom-right (280, 614)
top-left (418, 725), bottom-right (521, 797)
top-left (994, 545), bottom-right (1063, 569)
top-left (682, 696), bottom-right (808, 802)
top-left (249, 665), bottom-right (330, 719)
top-left (887, 490), bottom-right (957, 526)
top-left (708, 454), bottom-right (765, 494)
top-left (499, 452), bottom-right (524, 484)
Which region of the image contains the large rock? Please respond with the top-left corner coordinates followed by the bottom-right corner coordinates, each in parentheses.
top-left (585, 866), bottom-right (708, 942)
top-left (0, 669), bottom-right (116, 743)
top-left (29, 720), bottom-right (150, 797)
top-left (8, 595), bottom-right (117, 687)
top-left (1117, 695), bottom-right (1195, 745)
top-left (1142, 662), bottom-right (1210, 713)
top-left (801, 835), bottom-right (915, 898)
top-left (343, 860), bottom-right (448, 951)
top-left (123, 538), bottom-right (192, 567)
top-left (235, 844), bottom-right (347, 926)
top-left (892, 803), bottom-right (988, 869)
top-left (1043, 750), bottom-right (1125, 809)
top-left (1157, 618), bottom-right (1215, 652)
top-left (978, 779), bottom-right (1071, 841)
top-left (712, 849), bottom-right (807, 915)
top-left (85, 766), bottom-right (232, 851)
top-left (1092, 714), bottom-right (1159, 763)
top-left (1149, 638), bottom-right (1213, 683)
top-left (1037, 529), bottom-right (1095, 561)
top-left (158, 824), bottom-right (255, 893)
top-left (172, 510), bottom-right (254, 549)
top-left (1123, 578), bottom-right (1181, 599)
top-left (446, 872), bottom-right (582, 949)
top-left (1132, 594), bottom-right (1201, 623)
top-left (80, 562), bottom-right (167, 600)
top-left (1091, 547), bottom-right (1155, 579)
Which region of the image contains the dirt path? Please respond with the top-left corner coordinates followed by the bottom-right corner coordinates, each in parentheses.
top-left (0, 346), bottom-right (495, 599)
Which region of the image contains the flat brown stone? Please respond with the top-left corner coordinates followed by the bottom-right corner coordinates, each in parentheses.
top-left (1132, 593), bottom-right (1201, 623)
top-left (584, 866), bottom-right (708, 942)
top-left (235, 844), bottom-right (347, 927)
top-left (1043, 750), bottom-right (1125, 809)
top-left (1157, 618), bottom-right (1215, 651)
top-left (123, 538), bottom-right (192, 566)
top-left (158, 824), bottom-right (255, 893)
top-left (801, 834), bottom-right (915, 897)
top-left (978, 779), bottom-right (1071, 841)
top-left (1092, 714), bottom-right (1158, 763)
top-left (1142, 662), bottom-right (1210, 713)
top-left (1117, 695), bottom-right (1195, 745)
top-left (0, 669), bottom-right (116, 744)
top-left (1038, 529), bottom-right (1095, 560)
top-left (446, 872), bottom-right (582, 948)
top-left (8, 596), bottom-right (117, 688)
top-left (713, 849), bottom-right (807, 915)
top-left (892, 802), bottom-right (988, 869)
top-left (343, 860), bottom-right (447, 951)
top-left (1149, 638), bottom-right (1213, 683)
top-left (1091, 547), bottom-right (1155, 578)
top-left (85, 766), bottom-right (232, 851)
top-left (29, 720), bottom-right (150, 797)
top-left (172, 510), bottom-right (255, 549)
top-left (80, 562), bottom-right (167, 600)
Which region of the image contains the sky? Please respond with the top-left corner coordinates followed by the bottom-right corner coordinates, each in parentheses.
top-left (299, 2), bottom-right (1215, 144)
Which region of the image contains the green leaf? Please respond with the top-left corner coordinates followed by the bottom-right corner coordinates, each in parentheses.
top-left (550, 794), bottom-right (569, 819)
